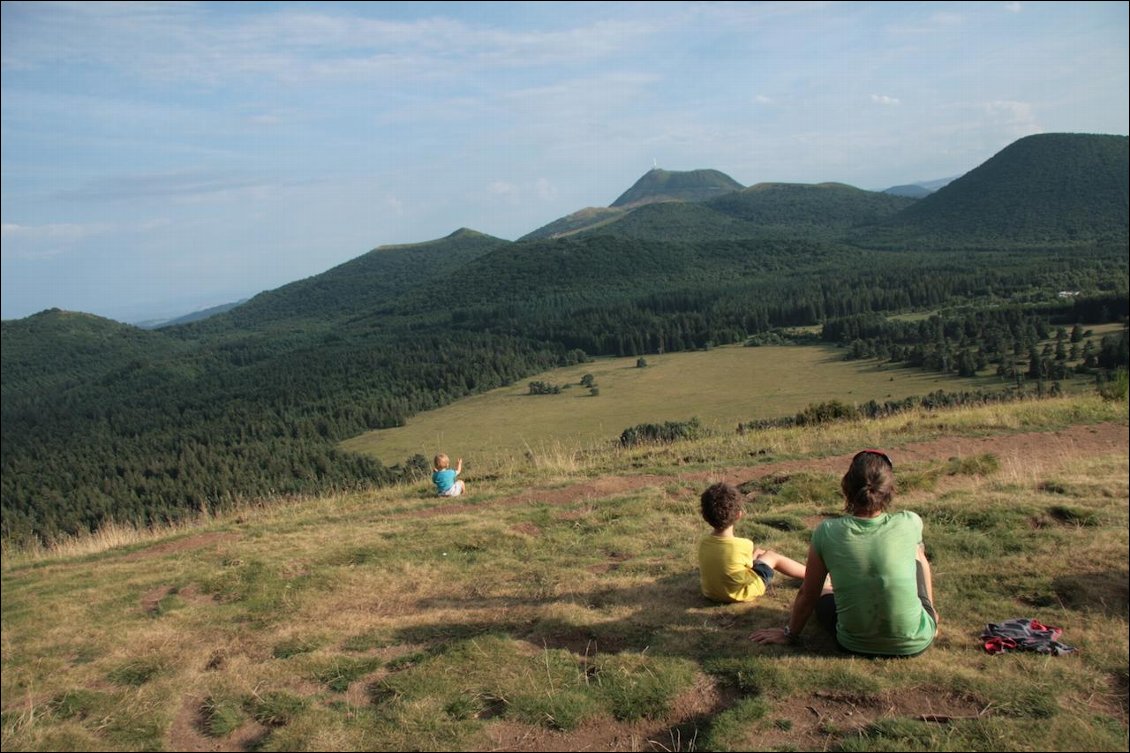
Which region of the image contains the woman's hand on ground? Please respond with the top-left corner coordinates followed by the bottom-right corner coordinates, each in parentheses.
top-left (751, 627), bottom-right (790, 645)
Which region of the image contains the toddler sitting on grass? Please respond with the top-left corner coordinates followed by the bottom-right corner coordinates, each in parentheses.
top-left (698, 481), bottom-right (805, 602)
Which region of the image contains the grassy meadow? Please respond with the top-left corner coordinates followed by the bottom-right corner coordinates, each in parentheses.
top-left (2, 394), bottom-right (1127, 752)
top-left (343, 342), bottom-right (1012, 467)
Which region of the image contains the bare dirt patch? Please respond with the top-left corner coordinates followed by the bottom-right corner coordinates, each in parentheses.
top-left (140, 584), bottom-right (217, 615)
top-left (510, 521), bottom-right (542, 537)
top-left (122, 532), bottom-right (240, 561)
top-left (754, 686), bottom-right (991, 751)
top-left (167, 695), bottom-right (268, 753)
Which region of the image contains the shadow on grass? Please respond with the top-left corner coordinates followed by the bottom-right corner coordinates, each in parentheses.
top-left (1052, 569), bottom-right (1129, 617)
top-left (408, 572), bottom-right (843, 664)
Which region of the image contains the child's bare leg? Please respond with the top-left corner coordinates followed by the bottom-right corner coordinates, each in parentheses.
top-left (753, 549), bottom-right (806, 580)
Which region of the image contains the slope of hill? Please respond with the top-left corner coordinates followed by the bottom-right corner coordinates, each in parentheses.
top-left (518, 206), bottom-right (625, 241)
top-left (868, 133), bottom-right (1129, 246)
top-left (135, 300), bottom-right (247, 329)
top-left (610, 167), bottom-right (743, 208)
top-left (2, 397), bottom-right (1127, 752)
top-left (566, 201), bottom-right (768, 241)
top-left (190, 228), bottom-right (509, 333)
top-left (0, 309), bottom-right (188, 398)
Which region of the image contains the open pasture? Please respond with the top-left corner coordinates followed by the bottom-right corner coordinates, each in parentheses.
top-left (344, 343), bottom-right (1004, 466)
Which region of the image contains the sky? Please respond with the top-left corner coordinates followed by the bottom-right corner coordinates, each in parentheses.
top-left (2, 2), bottom-right (1128, 323)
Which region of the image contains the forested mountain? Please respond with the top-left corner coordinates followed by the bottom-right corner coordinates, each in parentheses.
top-left (866, 133), bottom-right (1129, 246)
top-left (3, 133), bottom-right (1128, 545)
top-left (523, 176), bottom-right (915, 242)
top-left (704, 182), bottom-right (916, 234)
top-left (522, 168), bottom-right (744, 239)
top-left (187, 228), bottom-right (510, 333)
top-left (610, 168), bottom-right (743, 208)
top-left (1, 310), bottom-right (189, 398)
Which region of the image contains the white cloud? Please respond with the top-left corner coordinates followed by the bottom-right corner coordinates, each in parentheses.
top-left (983, 99), bottom-right (1038, 126)
top-left (3, 5), bottom-right (657, 88)
top-left (1005, 2), bottom-right (1023, 13)
top-left (57, 171), bottom-right (274, 202)
top-left (871, 94), bottom-right (901, 105)
top-left (488, 181), bottom-right (516, 197)
top-left (535, 178), bottom-right (557, 202)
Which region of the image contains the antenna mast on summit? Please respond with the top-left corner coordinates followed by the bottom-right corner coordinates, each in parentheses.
top-left (653, 158), bottom-right (658, 170)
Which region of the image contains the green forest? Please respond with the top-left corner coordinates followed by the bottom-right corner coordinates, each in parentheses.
top-left (2, 133), bottom-right (1128, 545)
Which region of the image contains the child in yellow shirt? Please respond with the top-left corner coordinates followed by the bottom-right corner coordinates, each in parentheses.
top-left (698, 481), bottom-right (806, 602)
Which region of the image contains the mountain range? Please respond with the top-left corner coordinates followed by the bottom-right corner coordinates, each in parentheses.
top-left (138, 133), bottom-right (1127, 322)
top-left (2, 132), bottom-right (1127, 544)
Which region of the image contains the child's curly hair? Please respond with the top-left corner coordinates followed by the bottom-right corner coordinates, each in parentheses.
top-left (700, 482), bottom-right (745, 530)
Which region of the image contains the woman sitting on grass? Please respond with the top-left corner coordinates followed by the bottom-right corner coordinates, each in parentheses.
top-left (752, 449), bottom-right (938, 657)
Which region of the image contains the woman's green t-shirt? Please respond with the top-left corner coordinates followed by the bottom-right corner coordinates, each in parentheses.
top-left (812, 510), bottom-right (936, 656)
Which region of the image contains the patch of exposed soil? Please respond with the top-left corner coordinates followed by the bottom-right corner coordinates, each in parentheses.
top-left (140, 584), bottom-right (217, 615)
top-left (167, 696), bottom-right (268, 753)
top-left (510, 521), bottom-right (542, 537)
top-left (122, 532), bottom-right (239, 561)
top-left (755, 687), bottom-right (991, 751)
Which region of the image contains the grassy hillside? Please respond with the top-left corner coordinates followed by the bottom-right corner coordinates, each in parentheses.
top-left (3, 396), bottom-right (1127, 752)
top-left (519, 207), bottom-right (626, 241)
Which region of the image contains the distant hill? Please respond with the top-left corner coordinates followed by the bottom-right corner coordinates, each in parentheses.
top-left (135, 300), bottom-right (246, 329)
top-left (1, 309), bottom-right (186, 398)
top-left (883, 184), bottom-right (932, 199)
top-left (551, 183), bottom-right (915, 243)
top-left (194, 228), bottom-right (509, 332)
top-left (522, 168), bottom-right (745, 240)
top-left (871, 133), bottom-right (1129, 246)
top-left (610, 168), bottom-right (743, 208)
top-left (523, 174), bottom-right (913, 242)
top-left (883, 176), bottom-right (956, 198)
top-left (705, 182), bottom-right (916, 233)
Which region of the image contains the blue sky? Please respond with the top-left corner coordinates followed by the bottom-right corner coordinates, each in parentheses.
top-left (2, 1), bottom-right (1127, 323)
